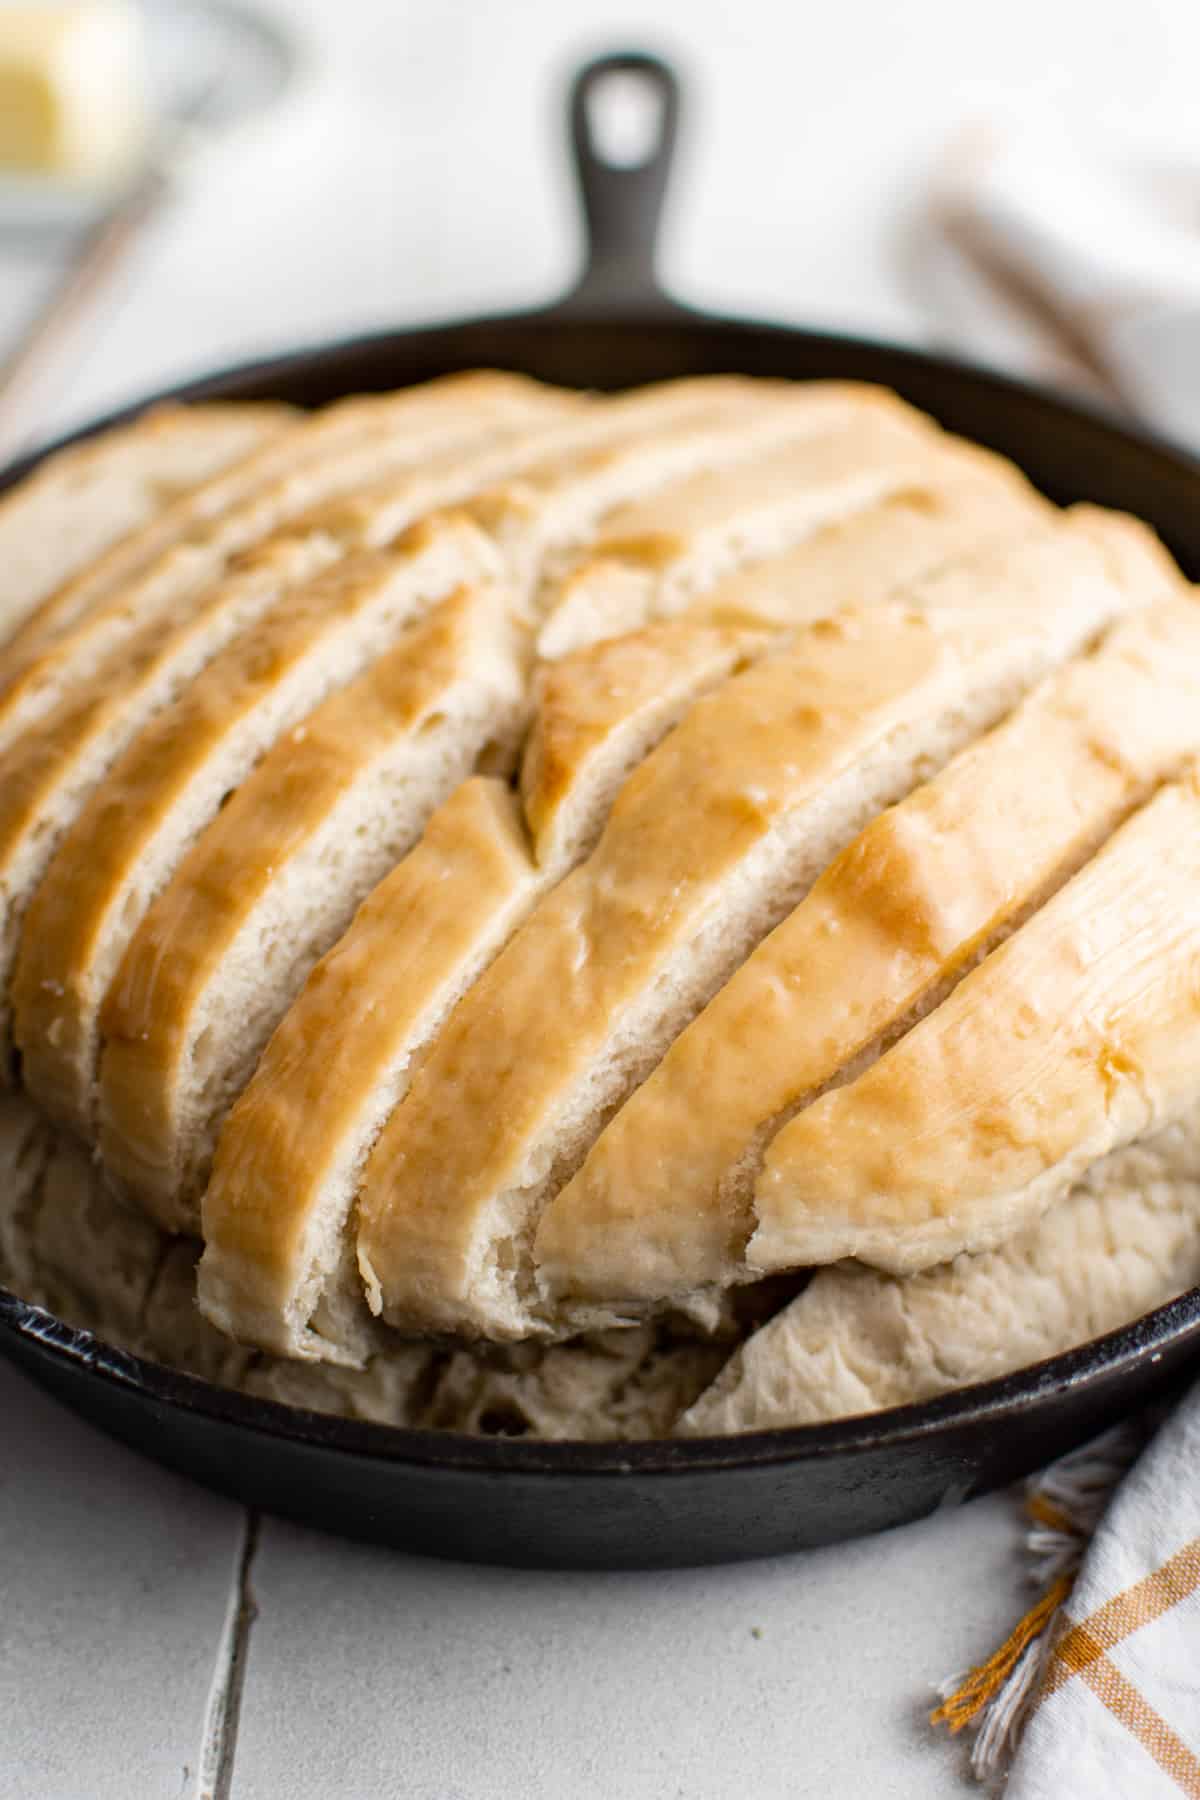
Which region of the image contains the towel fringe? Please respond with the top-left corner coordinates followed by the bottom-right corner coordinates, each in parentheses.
top-left (931, 1420), bottom-right (1150, 1789)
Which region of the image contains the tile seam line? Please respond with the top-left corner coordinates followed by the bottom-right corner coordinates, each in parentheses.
top-left (192, 1505), bottom-right (261, 1800)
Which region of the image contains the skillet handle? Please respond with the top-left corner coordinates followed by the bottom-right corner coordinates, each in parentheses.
top-left (552, 51), bottom-right (689, 321)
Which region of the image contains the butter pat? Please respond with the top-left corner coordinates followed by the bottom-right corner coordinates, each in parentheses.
top-left (0, 2), bottom-right (147, 183)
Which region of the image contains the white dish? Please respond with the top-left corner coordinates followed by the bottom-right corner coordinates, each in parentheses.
top-left (0, 0), bottom-right (307, 234)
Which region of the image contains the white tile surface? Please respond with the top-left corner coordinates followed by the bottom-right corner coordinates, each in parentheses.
top-left (0, 1363), bottom-right (242, 1800)
top-left (233, 1496), bottom-right (1023, 1799)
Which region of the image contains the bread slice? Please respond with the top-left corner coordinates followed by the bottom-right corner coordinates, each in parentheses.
top-left (535, 427), bottom-right (1043, 657)
top-left (751, 764), bottom-right (1200, 1276)
top-left (691, 473), bottom-right (1052, 632)
top-left (355, 515), bottom-right (1150, 1341)
top-left (0, 378), bottom-right (577, 760)
top-left (0, 400), bottom-right (615, 950)
top-left (537, 582), bottom-right (1200, 1324)
top-left (197, 621), bottom-right (773, 1361)
top-left (0, 537), bottom-right (340, 1076)
top-left (8, 373), bottom-right (566, 661)
top-left (678, 1109), bottom-right (1200, 1433)
top-left (472, 382), bottom-right (934, 600)
top-left (2, 516), bottom-right (494, 1087)
top-left (198, 778), bottom-right (541, 1358)
top-left (521, 617), bottom-right (776, 869)
top-left (0, 402), bottom-right (289, 649)
top-left (91, 584), bottom-right (526, 1230)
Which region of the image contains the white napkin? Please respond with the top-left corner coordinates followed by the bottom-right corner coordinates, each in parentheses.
top-left (1005, 1381), bottom-right (1200, 1798)
top-left (926, 118), bottom-right (1200, 443)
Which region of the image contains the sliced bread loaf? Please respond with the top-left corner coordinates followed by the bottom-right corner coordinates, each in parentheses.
top-left (678, 1110), bottom-right (1200, 1433)
top-left (10, 387), bottom-right (852, 1131)
top-left (355, 515), bottom-right (1149, 1341)
top-left (537, 580), bottom-right (1200, 1323)
top-left (751, 765), bottom-right (1200, 1276)
top-left (94, 583), bottom-right (527, 1231)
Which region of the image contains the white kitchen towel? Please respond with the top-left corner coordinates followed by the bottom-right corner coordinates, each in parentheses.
top-left (935, 1387), bottom-right (1200, 1794)
top-left (925, 117), bottom-right (1200, 439)
top-left (1006, 1381), bottom-right (1200, 1797)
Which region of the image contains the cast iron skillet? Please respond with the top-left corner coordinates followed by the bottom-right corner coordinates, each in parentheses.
top-left (4, 52), bottom-right (1200, 1569)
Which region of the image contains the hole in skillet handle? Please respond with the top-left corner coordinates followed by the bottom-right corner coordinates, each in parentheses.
top-left (551, 50), bottom-right (689, 322)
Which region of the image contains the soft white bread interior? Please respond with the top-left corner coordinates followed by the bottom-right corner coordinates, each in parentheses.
top-left (678, 1108), bottom-right (1200, 1434)
top-left (0, 401), bottom-right (290, 650)
top-left (536, 579), bottom-right (1200, 1324)
top-left (751, 763), bottom-right (1200, 1276)
top-left (355, 514), bottom-right (1148, 1342)
top-left (94, 582), bottom-right (527, 1233)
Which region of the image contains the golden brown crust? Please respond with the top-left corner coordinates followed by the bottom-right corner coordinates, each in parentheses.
top-left (520, 618), bottom-right (775, 866)
top-left (751, 766), bottom-right (1200, 1275)
top-left (2, 521), bottom-right (491, 1096)
top-left (536, 591), bottom-right (1200, 1315)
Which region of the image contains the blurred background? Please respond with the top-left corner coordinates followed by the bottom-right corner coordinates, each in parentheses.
top-left (4, 0), bottom-right (1200, 444)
